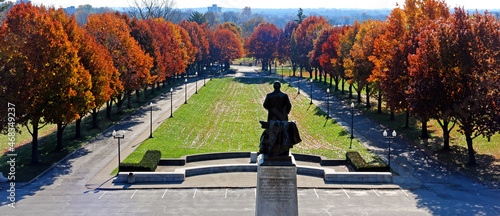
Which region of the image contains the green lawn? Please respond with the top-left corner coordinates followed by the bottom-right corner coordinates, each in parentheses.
top-left (123, 78), bottom-right (384, 166)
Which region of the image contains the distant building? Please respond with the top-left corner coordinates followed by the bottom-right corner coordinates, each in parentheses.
top-left (208, 4), bottom-right (221, 14)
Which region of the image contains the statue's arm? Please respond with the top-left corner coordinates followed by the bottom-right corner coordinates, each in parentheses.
top-left (286, 96), bottom-right (292, 114)
top-left (263, 95), bottom-right (270, 110)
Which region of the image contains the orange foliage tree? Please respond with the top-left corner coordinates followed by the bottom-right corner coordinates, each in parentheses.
top-left (179, 20), bottom-right (210, 76)
top-left (0, 3), bottom-right (92, 161)
top-left (293, 16), bottom-right (329, 78)
top-left (86, 12), bottom-right (152, 113)
top-left (319, 26), bottom-right (343, 90)
top-left (210, 27), bottom-right (243, 71)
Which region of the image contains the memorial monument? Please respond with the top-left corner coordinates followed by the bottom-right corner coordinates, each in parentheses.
top-left (256, 81), bottom-right (301, 216)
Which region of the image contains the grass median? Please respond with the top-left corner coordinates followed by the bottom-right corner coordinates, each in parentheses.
top-left (122, 78), bottom-right (384, 167)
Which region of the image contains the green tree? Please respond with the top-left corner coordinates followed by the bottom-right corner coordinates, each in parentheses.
top-left (188, 11), bottom-right (206, 25)
top-left (295, 8), bottom-right (306, 24)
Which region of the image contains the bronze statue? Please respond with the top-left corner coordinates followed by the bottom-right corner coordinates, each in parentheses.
top-left (259, 81), bottom-right (301, 157)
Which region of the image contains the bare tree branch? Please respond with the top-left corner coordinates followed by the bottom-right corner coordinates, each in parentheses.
top-left (128, 0), bottom-right (179, 21)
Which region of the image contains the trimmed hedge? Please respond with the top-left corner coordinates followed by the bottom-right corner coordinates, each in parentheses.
top-left (346, 151), bottom-right (389, 172)
top-left (120, 150), bottom-right (161, 172)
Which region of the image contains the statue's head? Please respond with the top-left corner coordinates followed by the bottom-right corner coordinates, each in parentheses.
top-left (273, 81), bottom-right (281, 91)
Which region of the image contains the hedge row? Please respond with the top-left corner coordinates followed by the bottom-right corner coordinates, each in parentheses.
top-left (119, 150), bottom-right (161, 172)
top-left (346, 151), bottom-right (390, 172)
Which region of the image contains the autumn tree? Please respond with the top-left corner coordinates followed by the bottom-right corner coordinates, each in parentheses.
top-left (293, 16), bottom-right (329, 78)
top-left (48, 7), bottom-right (119, 140)
top-left (245, 23), bottom-right (281, 72)
top-left (319, 26), bottom-right (342, 90)
top-left (310, 27), bottom-right (336, 84)
top-left (179, 20), bottom-right (210, 75)
top-left (338, 21), bottom-right (360, 99)
top-left (408, 8), bottom-right (500, 164)
top-left (369, 0), bottom-right (449, 133)
top-left (344, 19), bottom-right (386, 107)
top-left (86, 12), bottom-right (152, 113)
top-left (0, 3), bottom-right (91, 161)
top-left (210, 27), bottom-right (243, 70)
top-left (279, 21), bottom-right (299, 74)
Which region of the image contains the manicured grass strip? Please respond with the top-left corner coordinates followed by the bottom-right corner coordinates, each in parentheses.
top-left (123, 78), bottom-right (383, 167)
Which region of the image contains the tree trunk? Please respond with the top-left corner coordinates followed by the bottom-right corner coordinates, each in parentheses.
top-left (91, 108), bottom-right (99, 129)
top-left (356, 88), bottom-right (362, 103)
top-left (315, 67), bottom-right (318, 81)
top-left (390, 110), bottom-right (395, 121)
top-left (377, 91), bottom-right (382, 113)
top-left (465, 131), bottom-right (476, 165)
top-left (106, 100), bottom-right (112, 119)
top-left (329, 72), bottom-right (333, 88)
top-left (151, 83), bottom-right (155, 95)
top-left (421, 118), bottom-right (429, 139)
top-left (404, 111), bottom-right (410, 128)
top-left (30, 120), bottom-right (39, 164)
top-left (116, 95), bottom-right (124, 114)
top-left (349, 84), bottom-right (353, 98)
top-left (341, 79), bottom-right (345, 94)
top-left (144, 85), bottom-right (148, 100)
top-left (127, 91), bottom-right (132, 108)
top-left (75, 117), bottom-right (82, 139)
top-left (366, 85), bottom-right (371, 109)
top-left (334, 76), bottom-right (339, 91)
top-left (56, 122), bottom-right (65, 150)
top-left (135, 89), bottom-right (141, 102)
top-left (442, 121), bottom-right (451, 151)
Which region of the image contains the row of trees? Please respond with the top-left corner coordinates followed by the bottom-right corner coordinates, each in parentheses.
top-left (246, 0), bottom-right (500, 165)
top-left (0, 2), bottom-right (243, 164)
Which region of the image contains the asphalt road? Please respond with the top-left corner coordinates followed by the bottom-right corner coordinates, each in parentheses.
top-left (0, 66), bottom-right (498, 215)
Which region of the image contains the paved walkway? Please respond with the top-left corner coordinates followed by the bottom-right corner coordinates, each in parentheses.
top-left (0, 66), bottom-right (498, 215)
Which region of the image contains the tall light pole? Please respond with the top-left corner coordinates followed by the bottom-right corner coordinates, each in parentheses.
top-left (383, 130), bottom-right (397, 169)
top-left (149, 102), bottom-right (153, 138)
top-left (310, 79), bottom-right (313, 105)
top-left (297, 72), bottom-right (301, 94)
top-left (184, 78), bottom-right (188, 104)
top-left (281, 63), bottom-right (284, 81)
top-left (195, 72), bottom-right (198, 94)
top-left (203, 71), bottom-right (206, 86)
top-left (350, 102), bottom-right (354, 149)
top-left (326, 88), bottom-right (330, 119)
top-left (112, 130), bottom-right (125, 174)
top-left (170, 88), bottom-right (173, 118)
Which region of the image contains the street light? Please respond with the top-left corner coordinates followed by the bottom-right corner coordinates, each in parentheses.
top-left (149, 102), bottom-right (153, 138)
top-left (195, 72), bottom-right (198, 94)
top-left (383, 130), bottom-right (397, 169)
top-left (297, 72), bottom-right (301, 94)
top-left (310, 79), bottom-right (313, 104)
top-left (170, 88), bottom-right (173, 118)
top-left (184, 78), bottom-right (188, 104)
top-left (203, 71), bottom-right (206, 86)
top-left (112, 130), bottom-right (125, 174)
top-left (326, 88), bottom-right (330, 119)
top-left (350, 102), bottom-right (354, 149)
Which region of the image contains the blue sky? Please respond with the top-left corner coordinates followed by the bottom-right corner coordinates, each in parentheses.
top-left (22, 0), bottom-right (500, 9)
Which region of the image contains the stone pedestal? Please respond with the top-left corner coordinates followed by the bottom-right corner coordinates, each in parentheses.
top-left (255, 154), bottom-right (298, 216)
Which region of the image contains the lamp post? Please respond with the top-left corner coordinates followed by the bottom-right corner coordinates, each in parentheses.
top-left (281, 63), bottom-right (284, 81)
top-left (149, 102), bottom-right (153, 138)
top-left (326, 88), bottom-right (330, 119)
top-left (170, 88), bottom-right (173, 118)
top-left (297, 72), bottom-right (301, 94)
top-left (203, 71), bottom-right (206, 86)
top-left (383, 130), bottom-right (397, 168)
top-left (195, 72), bottom-right (198, 94)
top-left (112, 130), bottom-right (125, 173)
top-left (350, 102), bottom-right (354, 149)
top-left (184, 78), bottom-right (188, 104)
top-left (310, 79), bottom-right (313, 105)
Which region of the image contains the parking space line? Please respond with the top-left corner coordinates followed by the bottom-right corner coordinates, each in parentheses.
top-left (372, 189), bottom-right (380, 197)
top-left (401, 188), bottom-right (409, 197)
top-left (98, 191), bottom-right (107, 200)
top-left (225, 189), bottom-right (228, 199)
top-left (162, 189), bottom-right (168, 199)
top-left (343, 189), bottom-right (351, 198)
top-left (313, 188), bottom-right (319, 199)
top-left (130, 190), bottom-right (137, 199)
top-left (193, 189), bottom-right (197, 199)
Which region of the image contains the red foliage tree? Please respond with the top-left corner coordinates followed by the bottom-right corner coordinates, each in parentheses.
top-left (210, 28), bottom-right (243, 71)
top-left (245, 23), bottom-right (281, 72)
top-left (319, 26), bottom-right (342, 90)
top-left (293, 16), bottom-right (329, 78)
